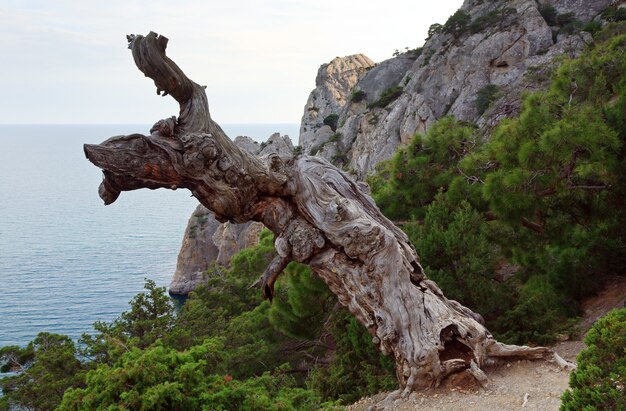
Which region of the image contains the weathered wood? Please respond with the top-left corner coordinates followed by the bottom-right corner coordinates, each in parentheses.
top-left (84, 32), bottom-right (572, 394)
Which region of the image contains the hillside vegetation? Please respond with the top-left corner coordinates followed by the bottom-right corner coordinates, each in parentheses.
top-left (370, 23), bottom-right (626, 345)
top-left (2, 21), bottom-right (626, 411)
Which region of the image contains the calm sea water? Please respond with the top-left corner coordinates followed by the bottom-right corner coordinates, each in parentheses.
top-left (0, 123), bottom-right (299, 348)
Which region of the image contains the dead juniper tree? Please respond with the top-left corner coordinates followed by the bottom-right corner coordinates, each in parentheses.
top-left (84, 32), bottom-right (571, 396)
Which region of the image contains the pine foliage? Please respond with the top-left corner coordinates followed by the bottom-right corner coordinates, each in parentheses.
top-left (370, 28), bottom-right (626, 344)
top-left (561, 308), bottom-right (626, 411)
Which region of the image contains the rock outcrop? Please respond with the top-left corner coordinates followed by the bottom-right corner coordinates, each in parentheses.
top-left (169, 132), bottom-right (295, 295)
top-left (299, 0), bottom-right (614, 178)
top-left (299, 54), bottom-right (375, 155)
top-left (172, 0), bottom-right (616, 294)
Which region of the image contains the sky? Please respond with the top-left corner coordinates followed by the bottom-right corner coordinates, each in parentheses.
top-left (0, 0), bottom-right (464, 125)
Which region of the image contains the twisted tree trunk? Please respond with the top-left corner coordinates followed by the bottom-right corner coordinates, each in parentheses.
top-left (84, 32), bottom-right (571, 395)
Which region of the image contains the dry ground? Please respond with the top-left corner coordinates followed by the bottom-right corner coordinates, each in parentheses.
top-left (346, 275), bottom-right (626, 411)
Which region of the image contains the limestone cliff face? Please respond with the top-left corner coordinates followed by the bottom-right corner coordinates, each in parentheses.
top-left (299, 0), bottom-right (614, 178)
top-left (169, 133), bottom-right (294, 295)
top-left (299, 55), bottom-right (375, 155)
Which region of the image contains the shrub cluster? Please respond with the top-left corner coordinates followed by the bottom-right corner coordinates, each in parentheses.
top-left (369, 30), bottom-right (626, 344)
top-left (539, 3), bottom-right (584, 36)
top-left (349, 89), bottom-right (366, 103)
top-left (0, 229), bottom-right (390, 409)
top-left (323, 114), bottom-right (339, 131)
top-left (602, 6), bottom-right (626, 22)
top-left (561, 308), bottom-right (626, 410)
top-left (367, 86), bottom-right (403, 109)
top-left (443, 10), bottom-right (471, 37)
top-left (309, 132), bottom-right (342, 156)
top-left (469, 7), bottom-right (516, 34)
top-left (475, 84), bottom-right (500, 115)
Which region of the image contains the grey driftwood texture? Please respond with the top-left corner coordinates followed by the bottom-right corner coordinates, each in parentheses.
top-left (84, 32), bottom-right (571, 395)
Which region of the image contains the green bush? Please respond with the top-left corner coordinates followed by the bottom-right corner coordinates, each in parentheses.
top-left (349, 89), bottom-right (366, 103)
top-left (593, 21), bottom-right (626, 43)
top-left (0, 333), bottom-right (86, 411)
top-left (331, 153), bottom-right (349, 166)
top-left (539, 4), bottom-right (582, 34)
top-left (421, 49), bottom-right (435, 67)
top-left (407, 47), bottom-right (422, 59)
top-left (561, 308), bottom-right (626, 411)
top-left (539, 4), bottom-right (558, 26)
top-left (559, 19), bottom-right (583, 35)
top-left (323, 114), bottom-right (339, 131)
top-left (494, 276), bottom-right (570, 345)
top-left (308, 133), bottom-right (342, 156)
top-left (307, 310), bottom-right (396, 404)
top-left (469, 7), bottom-right (517, 34)
top-left (404, 194), bottom-right (515, 329)
top-left (602, 6), bottom-right (626, 22)
top-left (427, 23), bottom-right (443, 40)
top-left (443, 9), bottom-right (471, 37)
top-left (269, 263), bottom-right (333, 340)
top-left (475, 84), bottom-right (500, 115)
top-left (556, 12), bottom-right (576, 26)
top-left (583, 20), bottom-right (602, 35)
top-left (60, 341), bottom-right (323, 411)
top-left (368, 116), bottom-right (480, 220)
top-left (328, 132), bottom-right (341, 143)
top-left (367, 86), bottom-right (403, 109)
top-left (309, 144), bottom-right (322, 156)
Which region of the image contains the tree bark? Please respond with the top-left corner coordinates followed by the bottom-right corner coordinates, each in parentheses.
top-left (84, 32), bottom-right (571, 395)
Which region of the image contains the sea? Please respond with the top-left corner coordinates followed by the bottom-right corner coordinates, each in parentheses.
top-left (0, 123), bottom-right (300, 348)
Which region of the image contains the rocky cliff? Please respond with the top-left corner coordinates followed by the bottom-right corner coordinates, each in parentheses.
top-left (171, 0), bottom-right (617, 294)
top-left (300, 0), bottom-right (615, 178)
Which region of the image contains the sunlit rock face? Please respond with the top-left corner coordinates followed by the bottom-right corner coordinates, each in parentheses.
top-left (298, 54), bottom-right (375, 156)
top-left (299, 0), bottom-right (611, 179)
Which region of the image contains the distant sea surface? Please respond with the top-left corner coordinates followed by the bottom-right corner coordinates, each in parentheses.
top-left (0, 123), bottom-right (299, 348)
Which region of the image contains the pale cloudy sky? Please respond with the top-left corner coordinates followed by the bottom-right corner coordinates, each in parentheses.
top-left (0, 0), bottom-right (463, 125)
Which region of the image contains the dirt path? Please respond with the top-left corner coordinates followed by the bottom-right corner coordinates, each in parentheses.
top-left (347, 348), bottom-right (575, 411)
top-left (346, 276), bottom-right (626, 411)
